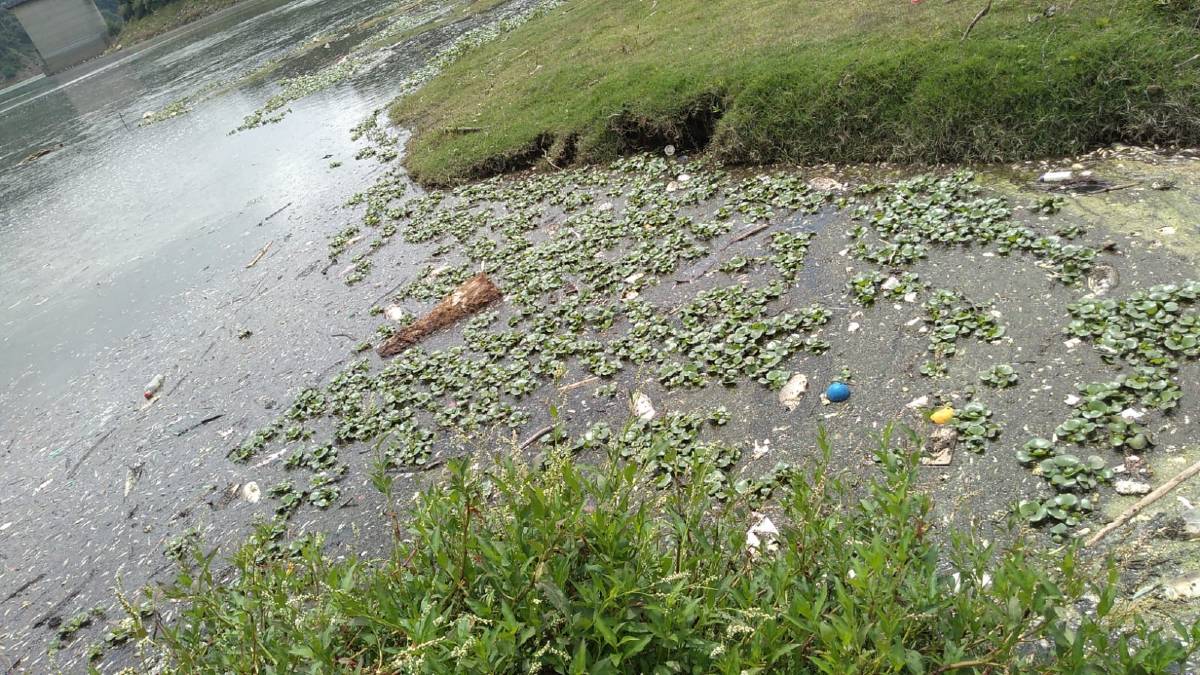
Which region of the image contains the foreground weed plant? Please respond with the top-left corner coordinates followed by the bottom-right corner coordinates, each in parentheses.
top-left (136, 427), bottom-right (1200, 673)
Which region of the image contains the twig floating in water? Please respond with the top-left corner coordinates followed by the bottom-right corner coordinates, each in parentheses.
top-left (258, 202), bottom-right (292, 225)
top-left (174, 413), bottom-right (225, 437)
top-left (1086, 457), bottom-right (1200, 547)
top-left (519, 425), bottom-right (555, 451)
top-left (246, 240), bottom-right (274, 268)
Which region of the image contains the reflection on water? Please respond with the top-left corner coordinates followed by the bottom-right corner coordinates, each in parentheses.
top-left (0, 0), bottom-right (405, 404)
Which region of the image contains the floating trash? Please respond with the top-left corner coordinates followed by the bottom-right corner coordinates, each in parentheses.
top-left (778, 373), bottom-right (808, 411)
top-left (143, 374), bottom-right (165, 400)
top-left (930, 407), bottom-right (955, 425)
top-left (826, 382), bottom-right (851, 402)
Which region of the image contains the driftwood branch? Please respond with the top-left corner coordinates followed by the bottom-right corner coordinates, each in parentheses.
top-left (1086, 458), bottom-right (1200, 547)
top-left (961, 0), bottom-right (992, 41)
top-left (377, 273), bottom-right (501, 357)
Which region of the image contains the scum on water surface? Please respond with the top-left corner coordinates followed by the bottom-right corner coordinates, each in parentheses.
top-left (212, 143), bottom-right (1200, 555)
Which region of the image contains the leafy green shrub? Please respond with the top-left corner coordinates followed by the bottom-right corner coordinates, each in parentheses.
top-left (136, 427), bottom-right (1200, 672)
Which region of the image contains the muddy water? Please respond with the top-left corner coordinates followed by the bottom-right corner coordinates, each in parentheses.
top-left (0, 0), bottom-right (500, 669)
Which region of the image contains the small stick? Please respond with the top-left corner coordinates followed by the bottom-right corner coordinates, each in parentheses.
top-left (558, 376), bottom-right (599, 392)
top-left (367, 279), bottom-right (408, 308)
top-left (1086, 457), bottom-right (1200, 547)
top-left (727, 222), bottom-right (771, 245)
top-left (675, 224), bottom-right (773, 284)
top-left (260, 202), bottom-right (292, 224)
top-left (1090, 181), bottom-right (1140, 194)
top-left (961, 0), bottom-right (992, 42)
top-left (245, 240), bottom-right (273, 268)
top-left (518, 425), bottom-right (555, 451)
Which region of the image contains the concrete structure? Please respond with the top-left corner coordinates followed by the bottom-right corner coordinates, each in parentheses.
top-left (3, 0), bottom-right (109, 73)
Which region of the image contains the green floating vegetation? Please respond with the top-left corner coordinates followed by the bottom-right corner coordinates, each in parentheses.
top-left (132, 428), bottom-right (1200, 672)
top-left (1020, 282), bottom-right (1200, 537)
top-left (391, 0), bottom-right (1200, 185)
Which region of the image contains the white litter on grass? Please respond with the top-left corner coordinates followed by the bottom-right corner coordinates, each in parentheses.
top-left (1120, 408), bottom-right (1145, 422)
top-left (881, 276), bottom-right (900, 292)
top-left (746, 514), bottom-right (779, 555)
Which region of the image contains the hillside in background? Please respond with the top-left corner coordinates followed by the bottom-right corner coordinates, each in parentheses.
top-left (0, 11), bottom-right (39, 83)
top-left (2, 0), bottom-right (121, 83)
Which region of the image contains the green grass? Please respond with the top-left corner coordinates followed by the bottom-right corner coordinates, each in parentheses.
top-left (390, 0), bottom-right (1200, 185)
top-left (113, 0), bottom-right (244, 47)
top-left (130, 426), bottom-right (1200, 673)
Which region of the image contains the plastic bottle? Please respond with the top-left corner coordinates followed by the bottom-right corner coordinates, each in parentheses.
top-left (144, 374), bottom-right (165, 400)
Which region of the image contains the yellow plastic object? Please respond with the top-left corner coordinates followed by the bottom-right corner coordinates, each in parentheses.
top-left (930, 407), bottom-right (955, 425)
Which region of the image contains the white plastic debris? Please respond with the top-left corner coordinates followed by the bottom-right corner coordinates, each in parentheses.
top-left (1064, 394), bottom-right (1081, 406)
top-left (1063, 338), bottom-right (1082, 349)
top-left (778, 373), bottom-right (808, 411)
top-left (143, 374), bottom-right (165, 400)
top-left (752, 439), bottom-right (771, 460)
top-left (1119, 408), bottom-right (1145, 422)
top-left (906, 395), bottom-right (930, 409)
top-left (242, 481), bottom-right (262, 504)
top-left (746, 514), bottom-right (779, 555)
top-left (663, 145), bottom-right (676, 156)
top-left (1039, 170), bottom-right (1074, 183)
top-left (632, 392), bottom-right (656, 422)
top-left (1164, 573), bottom-right (1200, 600)
top-left (1114, 480), bottom-right (1151, 496)
top-left (384, 305), bottom-right (409, 322)
top-left (847, 322), bottom-right (861, 333)
top-left (880, 276), bottom-right (900, 292)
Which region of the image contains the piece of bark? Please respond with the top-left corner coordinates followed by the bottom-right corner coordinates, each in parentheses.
top-left (921, 427), bottom-right (956, 466)
top-left (377, 273), bottom-right (501, 357)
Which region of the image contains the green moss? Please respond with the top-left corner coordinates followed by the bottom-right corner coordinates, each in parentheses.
top-left (390, 0), bottom-right (1200, 185)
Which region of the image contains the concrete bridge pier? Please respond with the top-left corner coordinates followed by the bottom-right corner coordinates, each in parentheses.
top-left (4, 0), bottom-right (110, 74)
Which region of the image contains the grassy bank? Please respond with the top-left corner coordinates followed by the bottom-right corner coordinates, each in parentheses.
top-left (131, 428), bottom-right (1199, 672)
top-left (390, 0), bottom-right (1200, 185)
top-left (112, 0), bottom-right (244, 48)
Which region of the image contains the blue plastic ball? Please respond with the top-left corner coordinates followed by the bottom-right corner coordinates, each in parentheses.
top-left (826, 382), bottom-right (851, 402)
